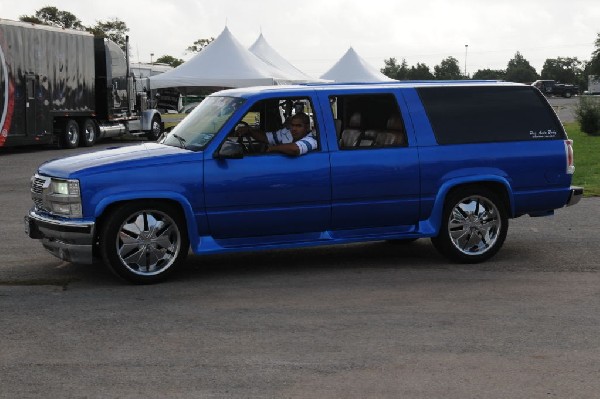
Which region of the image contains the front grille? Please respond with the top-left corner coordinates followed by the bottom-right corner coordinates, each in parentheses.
top-left (31, 176), bottom-right (45, 195)
top-left (31, 175), bottom-right (50, 212)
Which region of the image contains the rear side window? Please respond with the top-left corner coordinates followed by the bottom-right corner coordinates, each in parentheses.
top-left (417, 86), bottom-right (566, 144)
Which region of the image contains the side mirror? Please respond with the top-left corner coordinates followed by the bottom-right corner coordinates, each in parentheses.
top-left (215, 140), bottom-right (244, 159)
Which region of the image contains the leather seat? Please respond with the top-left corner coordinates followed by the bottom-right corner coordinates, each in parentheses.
top-left (339, 112), bottom-right (362, 148)
top-left (374, 114), bottom-right (406, 147)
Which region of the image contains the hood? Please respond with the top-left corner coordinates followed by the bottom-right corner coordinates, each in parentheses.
top-left (38, 143), bottom-right (193, 178)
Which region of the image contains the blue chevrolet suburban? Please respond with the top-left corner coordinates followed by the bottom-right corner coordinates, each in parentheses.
top-left (25, 82), bottom-right (583, 283)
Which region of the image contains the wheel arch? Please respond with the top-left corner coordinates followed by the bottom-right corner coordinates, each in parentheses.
top-left (92, 193), bottom-right (198, 254)
top-left (420, 176), bottom-right (514, 237)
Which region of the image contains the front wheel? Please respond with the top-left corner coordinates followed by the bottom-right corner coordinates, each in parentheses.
top-left (431, 187), bottom-right (508, 263)
top-left (564, 91), bottom-right (572, 98)
top-left (99, 201), bottom-right (189, 284)
top-left (146, 115), bottom-right (163, 141)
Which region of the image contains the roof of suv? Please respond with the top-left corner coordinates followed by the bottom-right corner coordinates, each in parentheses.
top-left (216, 80), bottom-right (526, 97)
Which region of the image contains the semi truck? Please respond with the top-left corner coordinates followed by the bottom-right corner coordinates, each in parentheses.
top-left (0, 19), bottom-right (163, 149)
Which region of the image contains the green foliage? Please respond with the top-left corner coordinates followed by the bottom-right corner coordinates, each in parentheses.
top-left (575, 96), bottom-right (600, 135)
top-left (381, 58), bottom-right (408, 80)
top-left (588, 33), bottom-right (600, 76)
top-left (19, 6), bottom-right (84, 30)
top-left (86, 18), bottom-right (129, 51)
top-left (541, 57), bottom-right (582, 84)
top-left (186, 38), bottom-right (215, 54)
top-left (472, 69), bottom-right (506, 80)
top-left (407, 63), bottom-right (434, 80)
top-left (564, 122), bottom-right (600, 196)
top-left (19, 7), bottom-right (129, 52)
top-left (505, 52), bottom-right (538, 83)
top-left (156, 55), bottom-right (184, 68)
top-left (434, 56), bottom-right (462, 80)
top-left (381, 59), bottom-right (434, 80)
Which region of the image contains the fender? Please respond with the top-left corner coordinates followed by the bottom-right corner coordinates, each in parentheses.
top-left (94, 191), bottom-right (200, 249)
top-left (140, 109), bottom-right (161, 131)
top-left (418, 174), bottom-right (514, 237)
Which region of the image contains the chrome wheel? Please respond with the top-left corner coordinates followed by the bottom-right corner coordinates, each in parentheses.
top-left (448, 195), bottom-right (501, 256)
top-left (431, 187), bottom-right (508, 264)
top-left (116, 210), bottom-right (182, 276)
top-left (147, 115), bottom-right (162, 140)
top-left (62, 119), bottom-right (79, 148)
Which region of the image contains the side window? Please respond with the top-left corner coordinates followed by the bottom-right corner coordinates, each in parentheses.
top-left (330, 93), bottom-right (407, 150)
top-left (417, 86), bottom-right (566, 144)
top-left (226, 96), bottom-right (320, 155)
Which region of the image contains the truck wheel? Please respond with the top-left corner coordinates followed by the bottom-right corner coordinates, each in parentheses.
top-left (564, 91), bottom-right (572, 98)
top-left (80, 118), bottom-right (97, 147)
top-left (61, 119), bottom-right (80, 149)
top-left (99, 201), bottom-right (189, 284)
top-left (431, 187), bottom-right (508, 263)
top-left (146, 115), bottom-right (162, 141)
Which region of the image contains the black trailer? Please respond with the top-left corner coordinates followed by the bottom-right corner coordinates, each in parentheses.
top-left (0, 19), bottom-right (162, 149)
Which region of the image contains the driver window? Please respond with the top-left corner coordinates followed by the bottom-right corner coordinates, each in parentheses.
top-left (226, 96), bottom-right (319, 156)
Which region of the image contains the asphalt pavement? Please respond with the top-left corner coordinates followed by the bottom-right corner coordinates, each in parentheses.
top-left (1, 138), bottom-right (599, 398)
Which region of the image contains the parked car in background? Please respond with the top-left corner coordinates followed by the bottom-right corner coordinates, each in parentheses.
top-left (25, 81), bottom-right (582, 284)
top-left (532, 80), bottom-right (579, 98)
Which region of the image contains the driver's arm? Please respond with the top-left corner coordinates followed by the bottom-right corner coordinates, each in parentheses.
top-left (266, 143), bottom-right (301, 156)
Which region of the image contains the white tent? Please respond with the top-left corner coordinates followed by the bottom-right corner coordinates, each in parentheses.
top-left (320, 47), bottom-right (396, 83)
top-left (248, 33), bottom-right (320, 83)
top-left (149, 27), bottom-right (300, 89)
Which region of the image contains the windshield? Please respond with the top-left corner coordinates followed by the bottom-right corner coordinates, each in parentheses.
top-left (160, 96), bottom-right (245, 150)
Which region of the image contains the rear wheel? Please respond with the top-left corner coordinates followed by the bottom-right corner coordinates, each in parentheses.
top-left (431, 187), bottom-right (508, 263)
top-left (80, 118), bottom-right (97, 147)
top-left (99, 201), bottom-right (189, 284)
top-left (61, 119), bottom-right (80, 149)
top-left (564, 91), bottom-right (572, 98)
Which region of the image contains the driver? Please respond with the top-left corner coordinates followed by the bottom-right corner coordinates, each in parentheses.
top-left (235, 112), bottom-right (317, 156)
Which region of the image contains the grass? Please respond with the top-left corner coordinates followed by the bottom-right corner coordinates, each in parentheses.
top-left (564, 122), bottom-right (600, 196)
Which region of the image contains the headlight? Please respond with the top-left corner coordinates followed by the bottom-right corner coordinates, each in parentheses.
top-left (31, 175), bottom-right (83, 218)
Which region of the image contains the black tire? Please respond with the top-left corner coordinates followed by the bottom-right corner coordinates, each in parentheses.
top-left (564, 91), bottom-right (572, 98)
top-left (80, 118), bottom-right (97, 147)
top-left (99, 201), bottom-right (189, 284)
top-left (431, 187), bottom-right (508, 263)
top-left (146, 115), bottom-right (162, 141)
top-left (61, 119), bottom-right (80, 149)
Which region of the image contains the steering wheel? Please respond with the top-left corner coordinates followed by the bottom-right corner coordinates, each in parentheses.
top-left (236, 121), bottom-right (254, 152)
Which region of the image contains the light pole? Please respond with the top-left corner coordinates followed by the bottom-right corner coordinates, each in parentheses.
top-left (464, 45), bottom-right (468, 78)
top-left (150, 53), bottom-right (154, 66)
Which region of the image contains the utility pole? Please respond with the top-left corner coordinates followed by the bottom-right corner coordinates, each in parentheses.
top-left (464, 45), bottom-right (468, 78)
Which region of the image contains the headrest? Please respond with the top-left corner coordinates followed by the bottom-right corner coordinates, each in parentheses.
top-left (386, 114), bottom-right (403, 130)
top-left (348, 112), bottom-right (361, 128)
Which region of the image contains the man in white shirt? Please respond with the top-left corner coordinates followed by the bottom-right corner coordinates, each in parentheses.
top-left (236, 112), bottom-right (317, 156)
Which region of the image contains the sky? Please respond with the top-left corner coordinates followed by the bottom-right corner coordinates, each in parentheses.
top-left (2, 0), bottom-right (599, 77)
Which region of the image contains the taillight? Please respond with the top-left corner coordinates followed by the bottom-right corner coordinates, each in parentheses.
top-left (565, 139), bottom-right (574, 174)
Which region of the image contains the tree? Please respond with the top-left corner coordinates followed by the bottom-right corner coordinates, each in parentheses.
top-left (407, 63), bottom-right (434, 80)
top-left (434, 56), bottom-right (462, 80)
top-left (472, 69), bottom-right (506, 80)
top-left (505, 52), bottom-right (538, 83)
top-left (156, 55), bottom-right (184, 68)
top-left (587, 33), bottom-right (600, 76)
top-left (19, 6), bottom-right (84, 30)
top-left (87, 18), bottom-right (130, 51)
top-left (186, 38), bottom-right (215, 54)
top-left (381, 57), bottom-right (409, 80)
top-left (541, 57), bottom-right (582, 84)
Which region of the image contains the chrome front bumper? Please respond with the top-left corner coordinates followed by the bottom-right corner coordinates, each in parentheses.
top-left (24, 210), bottom-right (95, 264)
top-left (566, 186), bottom-right (584, 207)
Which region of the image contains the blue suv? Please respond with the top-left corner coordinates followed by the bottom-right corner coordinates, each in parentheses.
top-left (25, 82), bottom-right (583, 283)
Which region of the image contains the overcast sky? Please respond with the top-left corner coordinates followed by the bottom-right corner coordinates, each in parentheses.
top-left (2, 0), bottom-right (599, 77)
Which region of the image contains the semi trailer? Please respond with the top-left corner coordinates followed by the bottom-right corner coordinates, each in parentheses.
top-left (0, 19), bottom-right (162, 149)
